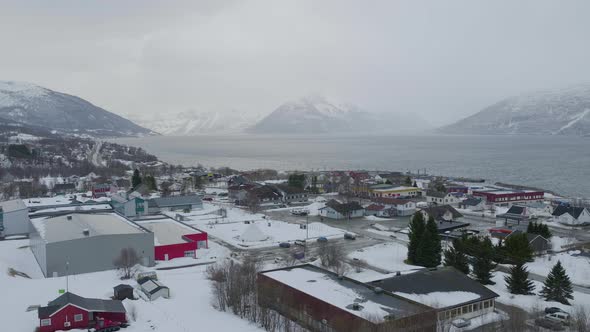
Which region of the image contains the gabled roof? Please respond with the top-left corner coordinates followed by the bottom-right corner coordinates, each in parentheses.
top-left (139, 278), bottom-right (169, 295)
top-left (365, 204), bottom-right (385, 211)
top-left (552, 205), bottom-right (586, 219)
top-left (38, 292), bottom-right (126, 318)
top-left (273, 184), bottom-right (306, 195)
top-left (421, 205), bottom-right (463, 220)
top-left (506, 205), bottom-right (526, 215)
top-left (426, 190), bottom-right (447, 198)
top-left (461, 198), bottom-right (482, 206)
top-left (114, 284), bottom-right (133, 291)
top-left (247, 185), bottom-right (282, 200)
top-left (148, 194), bottom-right (202, 208)
top-left (369, 267), bottom-right (499, 309)
top-left (323, 199), bottom-right (364, 214)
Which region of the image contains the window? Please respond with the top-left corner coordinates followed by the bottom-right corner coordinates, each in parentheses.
top-left (74, 314), bottom-right (83, 322)
top-left (483, 300), bottom-right (490, 309)
top-left (184, 250), bottom-right (195, 257)
top-left (41, 319), bottom-right (51, 326)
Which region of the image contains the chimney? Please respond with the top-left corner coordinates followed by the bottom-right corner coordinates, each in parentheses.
top-left (66, 215), bottom-right (72, 221)
top-left (82, 229), bottom-right (90, 237)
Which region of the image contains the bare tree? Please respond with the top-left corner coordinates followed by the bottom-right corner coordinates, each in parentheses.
top-left (245, 193), bottom-right (261, 213)
top-left (318, 243), bottom-right (348, 275)
top-left (349, 258), bottom-right (368, 273)
top-left (573, 306), bottom-right (590, 332)
top-left (499, 305), bottom-right (529, 331)
top-left (113, 248), bottom-right (140, 279)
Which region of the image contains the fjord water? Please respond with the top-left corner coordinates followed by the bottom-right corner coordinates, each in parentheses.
top-left (116, 134), bottom-right (590, 198)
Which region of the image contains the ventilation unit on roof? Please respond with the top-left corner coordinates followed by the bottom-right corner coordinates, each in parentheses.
top-left (66, 215), bottom-right (72, 221)
top-left (374, 287), bottom-right (383, 294)
top-left (82, 229), bottom-right (89, 237)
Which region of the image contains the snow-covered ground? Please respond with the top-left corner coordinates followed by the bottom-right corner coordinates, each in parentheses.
top-left (171, 203), bottom-right (345, 248)
top-left (348, 242), bottom-right (421, 273)
top-left (0, 239), bottom-right (263, 332)
top-left (527, 250), bottom-right (590, 287)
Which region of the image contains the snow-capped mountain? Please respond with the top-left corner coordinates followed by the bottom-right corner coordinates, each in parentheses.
top-left (131, 109), bottom-right (264, 135)
top-left (440, 84), bottom-right (590, 136)
top-left (0, 81), bottom-right (154, 137)
top-left (247, 95), bottom-right (425, 134)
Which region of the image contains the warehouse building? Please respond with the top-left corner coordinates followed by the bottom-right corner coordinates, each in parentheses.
top-left (137, 218), bottom-right (208, 261)
top-left (30, 213), bottom-right (154, 277)
top-left (0, 199), bottom-right (30, 237)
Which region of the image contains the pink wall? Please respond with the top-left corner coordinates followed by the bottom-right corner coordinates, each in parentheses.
top-left (154, 232), bottom-right (208, 261)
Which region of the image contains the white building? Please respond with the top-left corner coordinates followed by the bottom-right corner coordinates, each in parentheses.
top-left (0, 199), bottom-right (30, 237)
top-left (319, 200), bottom-right (365, 220)
top-left (426, 191), bottom-right (463, 206)
top-left (552, 206), bottom-right (590, 225)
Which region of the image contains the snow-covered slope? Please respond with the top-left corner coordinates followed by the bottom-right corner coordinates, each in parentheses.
top-left (440, 84), bottom-right (590, 136)
top-left (0, 81), bottom-right (154, 137)
top-left (248, 95), bottom-right (425, 134)
top-left (131, 109), bottom-right (264, 135)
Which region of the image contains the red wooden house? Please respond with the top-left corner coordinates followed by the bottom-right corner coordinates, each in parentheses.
top-left (38, 292), bottom-right (126, 332)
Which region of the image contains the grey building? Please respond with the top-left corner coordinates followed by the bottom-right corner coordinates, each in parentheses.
top-left (30, 213), bottom-right (154, 277)
top-left (0, 199), bottom-right (30, 237)
top-left (146, 194), bottom-right (203, 214)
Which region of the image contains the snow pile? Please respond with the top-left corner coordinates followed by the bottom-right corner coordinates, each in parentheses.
top-left (394, 291), bottom-right (480, 309)
top-left (348, 242), bottom-right (419, 273)
top-left (239, 223), bottom-right (269, 242)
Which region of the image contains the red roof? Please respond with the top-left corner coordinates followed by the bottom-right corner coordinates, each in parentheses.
top-left (365, 204), bottom-right (385, 211)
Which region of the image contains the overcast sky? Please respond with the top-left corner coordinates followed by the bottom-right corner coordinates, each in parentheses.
top-left (2, 0), bottom-right (590, 126)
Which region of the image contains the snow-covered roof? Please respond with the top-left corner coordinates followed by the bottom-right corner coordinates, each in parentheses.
top-left (0, 199), bottom-right (27, 212)
top-left (262, 265), bottom-right (427, 321)
top-left (31, 213), bottom-right (145, 243)
top-left (139, 219), bottom-right (200, 245)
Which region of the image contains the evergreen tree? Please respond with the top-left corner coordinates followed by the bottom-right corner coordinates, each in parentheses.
top-left (541, 224), bottom-right (552, 239)
top-left (131, 169), bottom-right (142, 189)
top-left (504, 232), bottom-right (533, 264)
top-left (472, 237), bottom-right (496, 285)
top-left (526, 222), bottom-right (534, 234)
top-left (419, 216), bottom-right (441, 267)
top-left (288, 173), bottom-right (306, 189)
top-left (443, 245), bottom-right (470, 274)
top-left (412, 180), bottom-right (417, 187)
top-left (541, 261), bottom-right (574, 305)
top-left (311, 176), bottom-right (318, 194)
top-left (404, 176), bottom-right (412, 186)
top-left (505, 263), bottom-right (535, 295)
top-left (407, 212), bottom-right (426, 264)
top-left (143, 175), bottom-right (157, 191)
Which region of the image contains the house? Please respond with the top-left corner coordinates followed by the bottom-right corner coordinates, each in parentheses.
top-left (319, 199), bottom-right (365, 220)
top-left (458, 197), bottom-right (485, 211)
top-left (113, 284), bottom-right (134, 300)
top-left (244, 185), bottom-right (282, 205)
top-left (370, 267), bottom-right (499, 325)
top-left (228, 183), bottom-right (257, 204)
top-left (38, 292), bottom-right (126, 332)
top-left (146, 194), bottom-right (203, 214)
top-left (496, 205), bottom-right (529, 225)
top-left (419, 205), bottom-right (463, 222)
top-left (364, 204), bottom-right (388, 217)
top-left (506, 230), bottom-right (550, 254)
top-left (426, 190), bottom-right (463, 206)
top-left (53, 183), bottom-right (77, 195)
top-left (0, 199), bottom-right (30, 237)
top-left (110, 193), bottom-right (146, 218)
top-left (29, 213), bottom-right (154, 277)
top-left (114, 179), bottom-right (131, 191)
top-left (139, 278), bottom-right (170, 301)
top-left (372, 197), bottom-right (416, 216)
top-left (91, 183), bottom-right (113, 198)
top-left (258, 264), bottom-right (437, 332)
top-left (552, 205), bottom-right (590, 225)
top-left (272, 184), bottom-right (308, 204)
top-left (138, 219), bottom-right (208, 260)
top-left (368, 185), bottom-right (420, 198)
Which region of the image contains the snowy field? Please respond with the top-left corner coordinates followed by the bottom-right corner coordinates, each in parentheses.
top-left (348, 242), bottom-right (421, 273)
top-left (0, 239), bottom-right (262, 332)
top-left (527, 250), bottom-right (590, 287)
top-left (172, 203), bottom-right (346, 248)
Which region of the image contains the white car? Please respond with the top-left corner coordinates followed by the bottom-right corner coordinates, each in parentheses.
top-left (545, 312), bottom-right (570, 325)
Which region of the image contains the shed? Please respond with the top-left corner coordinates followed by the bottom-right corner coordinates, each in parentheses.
top-left (139, 278), bottom-right (170, 301)
top-left (114, 284), bottom-right (134, 300)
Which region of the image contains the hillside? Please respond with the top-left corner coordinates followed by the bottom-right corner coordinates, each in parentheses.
top-left (0, 81), bottom-right (154, 137)
top-left (440, 84), bottom-right (590, 136)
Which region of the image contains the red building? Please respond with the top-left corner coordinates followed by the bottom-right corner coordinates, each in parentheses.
top-left (38, 292), bottom-right (126, 332)
top-left (141, 220), bottom-right (208, 261)
top-left (473, 189), bottom-right (544, 206)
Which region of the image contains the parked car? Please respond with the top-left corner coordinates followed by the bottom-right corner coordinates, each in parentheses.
top-left (545, 307), bottom-right (566, 314)
top-left (546, 312), bottom-right (570, 325)
top-left (292, 252), bottom-right (305, 260)
top-left (279, 242), bottom-right (291, 248)
top-left (274, 257), bottom-right (283, 263)
top-left (294, 240), bottom-right (306, 246)
top-left (344, 233), bottom-right (356, 240)
top-left (317, 237), bottom-right (328, 243)
top-left (535, 317), bottom-right (565, 331)
top-left (202, 197), bottom-right (213, 201)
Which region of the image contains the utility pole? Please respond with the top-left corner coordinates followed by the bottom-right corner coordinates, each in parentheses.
top-left (66, 261), bottom-right (69, 293)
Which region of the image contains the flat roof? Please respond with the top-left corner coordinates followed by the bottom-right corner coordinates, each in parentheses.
top-left (262, 265), bottom-right (426, 321)
top-left (0, 199), bottom-right (27, 212)
top-left (31, 213), bottom-right (145, 243)
top-left (138, 219), bottom-right (198, 245)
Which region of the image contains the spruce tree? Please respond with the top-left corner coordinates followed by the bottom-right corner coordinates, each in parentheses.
top-left (472, 237), bottom-right (496, 284)
top-left (419, 216), bottom-right (441, 267)
top-left (527, 222), bottom-right (534, 234)
top-left (443, 246), bottom-right (470, 274)
top-left (407, 212), bottom-right (426, 264)
top-left (505, 263), bottom-right (535, 295)
top-left (504, 232), bottom-right (533, 264)
top-left (541, 224), bottom-right (552, 239)
top-left (541, 261), bottom-right (574, 305)
top-left (131, 169), bottom-right (142, 189)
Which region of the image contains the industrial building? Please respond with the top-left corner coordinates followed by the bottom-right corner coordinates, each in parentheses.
top-left (30, 213), bottom-right (154, 277)
top-left (138, 218), bottom-right (208, 260)
top-left (258, 264), bottom-right (436, 332)
top-left (146, 194), bottom-right (203, 214)
top-left (472, 188), bottom-right (544, 206)
top-left (0, 199), bottom-right (30, 237)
